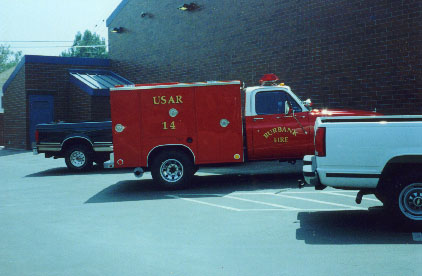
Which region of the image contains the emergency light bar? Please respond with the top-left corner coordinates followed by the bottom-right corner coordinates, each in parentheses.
top-left (259, 74), bottom-right (279, 86)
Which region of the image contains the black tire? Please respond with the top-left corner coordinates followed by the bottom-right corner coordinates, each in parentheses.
top-left (396, 184), bottom-right (422, 223)
top-left (151, 150), bottom-right (194, 190)
top-left (64, 145), bottom-right (94, 171)
top-left (392, 169), bottom-right (422, 225)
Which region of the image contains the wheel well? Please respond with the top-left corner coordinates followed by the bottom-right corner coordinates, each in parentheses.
top-left (61, 138), bottom-right (93, 154)
top-left (378, 156), bottom-right (422, 191)
top-left (147, 145), bottom-right (195, 168)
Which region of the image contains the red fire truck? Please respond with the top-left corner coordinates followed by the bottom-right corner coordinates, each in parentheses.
top-left (109, 74), bottom-right (377, 189)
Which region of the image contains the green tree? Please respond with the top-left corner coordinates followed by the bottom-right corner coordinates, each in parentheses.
top-left (61, 30), bottom-right (108, 58)
top-left (0, 44), bottom-right (22, 73)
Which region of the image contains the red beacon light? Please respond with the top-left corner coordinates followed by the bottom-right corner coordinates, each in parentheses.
top-left (259, 74), bottom-right (280, 86)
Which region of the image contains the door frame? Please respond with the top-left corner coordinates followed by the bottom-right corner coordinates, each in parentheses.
top-left (28, 94), bottom-right (54, 146)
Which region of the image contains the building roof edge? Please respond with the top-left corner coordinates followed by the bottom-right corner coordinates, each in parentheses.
top-left (2, 55), bottom-right (111, 94)
top-left (2, 57), bottom-right (26, 94)
top-left (106, 0), bottom-right (130, 27)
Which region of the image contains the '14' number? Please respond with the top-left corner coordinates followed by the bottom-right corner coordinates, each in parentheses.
top-left (162, 121), bottom-right (176, 130)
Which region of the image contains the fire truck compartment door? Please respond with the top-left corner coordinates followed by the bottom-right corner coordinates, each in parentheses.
top-left (194, 84), bottom-right (243, 164)
top-left (110, 91), bottom-right (142, 168)
top-left (140, 87), bottom-right (196, 150)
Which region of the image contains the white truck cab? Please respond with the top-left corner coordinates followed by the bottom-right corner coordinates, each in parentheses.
top-left (244, 85), bottom-right (310, 116)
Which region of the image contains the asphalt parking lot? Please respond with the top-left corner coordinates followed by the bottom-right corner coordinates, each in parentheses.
top-left (1, 147), bottom-right (421, 276)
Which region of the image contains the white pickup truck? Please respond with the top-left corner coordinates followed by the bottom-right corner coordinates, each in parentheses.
top-left (303, 116), bottom-right (422, 224)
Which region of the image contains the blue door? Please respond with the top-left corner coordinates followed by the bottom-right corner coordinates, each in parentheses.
top-left (29, 95), bottom-right (54, 145)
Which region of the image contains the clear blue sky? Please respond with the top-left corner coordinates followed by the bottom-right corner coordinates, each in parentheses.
top-left (0, 0), bottom-right (122, 57)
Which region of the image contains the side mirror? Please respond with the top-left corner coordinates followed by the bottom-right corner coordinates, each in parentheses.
top-left (284, 101), bottom-right (291, 115)
top-left (303, 99), bottom-right (312, 107)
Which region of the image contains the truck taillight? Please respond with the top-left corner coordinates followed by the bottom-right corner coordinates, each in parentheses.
top-left (35, 130), bottom-right (39, 143)
top-left (315, 127), bottom-right (326, 157)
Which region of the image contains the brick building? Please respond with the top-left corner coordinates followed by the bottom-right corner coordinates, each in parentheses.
top-left (0, 66), bottom-right (16, 146)
top-left (107, 0), bottom-right (421, 115)
top-left (0, 114), bottom-right (3, 146)
top-left (2, 0), bottom-right (420, 149)
top-left (2, 56), bottom-right (131, 149)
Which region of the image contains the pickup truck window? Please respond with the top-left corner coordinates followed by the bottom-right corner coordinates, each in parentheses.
top-left (255, 91), bottom-right (302, 115)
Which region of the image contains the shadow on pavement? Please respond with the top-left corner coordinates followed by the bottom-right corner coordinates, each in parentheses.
top-left (26, 160), bottom-right (301, 178)
top-left (0, 147), bottom-right (31, 157)
top-left (25, 166), bottom-right (133, 177)
top-left (296, 208), bottom-right (422, 244)
top-left (85, 171), bottom-right (303, 204)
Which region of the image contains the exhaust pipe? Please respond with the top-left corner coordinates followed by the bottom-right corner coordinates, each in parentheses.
top-left (134, 167), bottom-right (144, 178)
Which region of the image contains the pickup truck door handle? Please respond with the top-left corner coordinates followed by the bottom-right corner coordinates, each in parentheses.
top-left (253, 117), bottom-right (264, 121)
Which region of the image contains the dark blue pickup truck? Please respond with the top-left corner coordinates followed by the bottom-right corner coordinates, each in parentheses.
top-left (33, 121), bottom-right (113, 171)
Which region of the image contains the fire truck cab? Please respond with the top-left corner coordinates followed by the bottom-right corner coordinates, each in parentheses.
top-left (243, 83), bottom-right (313, 162)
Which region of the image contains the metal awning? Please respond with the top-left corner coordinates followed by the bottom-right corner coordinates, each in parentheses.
top-left (69, 69), bottom-right (133, 96)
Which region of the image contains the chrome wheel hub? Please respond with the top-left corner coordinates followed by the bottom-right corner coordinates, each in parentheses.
top-left (70, 151), bottom-right (86, 167)
top-left (160, 159), bottom-right (183, 183)
top-left (399, 183), bottom-right (422, 220)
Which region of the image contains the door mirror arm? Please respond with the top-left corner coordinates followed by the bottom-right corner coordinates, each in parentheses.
top-left (285, 101), bottom-right (308, 135)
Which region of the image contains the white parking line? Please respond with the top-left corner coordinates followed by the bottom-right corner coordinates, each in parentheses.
top-left (168, 192), bottom-right (369, 212)
top-left (232, 191), bottom-right (358, 195)
top-left (166, 195), bottom-right (242, 211)
top-left (167, 194), bottom-right (371, 212)
top-left (238, 208), bottom-right (370, 212)
top-left (279, 190), bottom-right (359, 194)
top-left (271, 193), bottom-right (367, 210)
top-left (176, 193), bottom-right (222, 197)
top-left (224, 195), bottom-right (299, 210)
top-left (168, 194), bottom-right (297, 211)
top-left (321, 191), bottom-right (380, 202)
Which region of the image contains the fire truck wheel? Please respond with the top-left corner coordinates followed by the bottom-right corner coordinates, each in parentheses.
top-left (151, 150), bottom-right (194, 189)
top-left (64, 145), bottom-right (93, 171)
